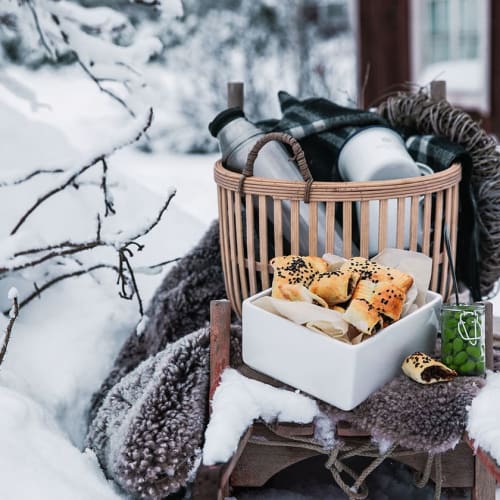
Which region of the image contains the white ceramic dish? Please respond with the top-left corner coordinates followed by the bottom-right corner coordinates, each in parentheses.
top-left (242, 289), bottom-right (442, 411)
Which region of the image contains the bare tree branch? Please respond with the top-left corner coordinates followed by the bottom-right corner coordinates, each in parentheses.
top-left (117, 242), bottom-right (144, 315)
top-left (10, 108), bottom-right (153, 235)
top-left (26, 0), bottom-right (58, 60)
top-left (0, 295), bottom-right (19, 366)
top-left (127, 189), bottom-right (176, 241)
top-left (4, 241), bottom-right (105, 273)
top-left (0, 168), bottom-right (65, 188)
top-left (11, 264), bottom-right (119, 312)
top-left (101, 158), bottom-right (116, 216)
top-left (76, 59), bottom-right (137, 118)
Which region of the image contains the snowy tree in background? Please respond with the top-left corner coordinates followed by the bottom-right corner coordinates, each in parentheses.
top-left (151, 0), bottom-right (356, 153)
top-left (0, 0), bottom-right (183, 115)
top-left (0, 0), bottom-right (183, 319)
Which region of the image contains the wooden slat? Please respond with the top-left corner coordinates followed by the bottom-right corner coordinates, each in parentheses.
top-left (219, 188), bottom-right (235, 311)
top-left (409, 195), bottom-right (420, 251)
top-left (378, 199), bottom-right (388, 253)
top-left (422, 193), bottom-right (432, 255)
top-left (342, 201), bottom-right (353, 257)
top-left (473, 452), bottom-right (498, 500)
top-left (431, 191), bottom-right (444, 292)
top-left (209, 300), bottom-right (231, 403)
top-left (227, 191), bottom-right (242, 316)
top-left (359, 200), bottom-right (370, 257)
top-left (290, 200), bottom-right (300, 255)
top-left (396, 197), bottom-right (406, 248)
top-left (308, 201), bottom-right (319, 256)
top-left (259, 195), bottom-right (269, 290)
top-left (234, 194), bottom-right (248, 301)
top-left (273, 199), bottom-right (283, 258)
top-left (245, 194), bottom-right (257, 296)
top-left (325, 202), bottom-right (336, 254)
top-left (440, 187), bottom-right (453, 298)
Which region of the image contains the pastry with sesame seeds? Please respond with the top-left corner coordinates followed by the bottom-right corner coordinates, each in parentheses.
top-left (402, 352), bottom-right (457, 384)
top-left (308, 269), bottom-right (361, 306)
top-left (352, 279), bottom-right (406, 322)
top-left (276, 283), bottom-right (329, 308)
top-left (270, 255), bottom-right (328, 299)
top-left (342, 298), bottom-right (384, 335)
top-left (340, 257), bottom-right (414, 292)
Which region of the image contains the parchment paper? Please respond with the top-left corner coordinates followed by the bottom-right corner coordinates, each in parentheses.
top-left (254, 249), bottom-right (433, 344)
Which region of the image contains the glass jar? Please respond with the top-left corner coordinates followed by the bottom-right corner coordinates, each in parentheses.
top-left (440, 303), bottom-right (485, 376)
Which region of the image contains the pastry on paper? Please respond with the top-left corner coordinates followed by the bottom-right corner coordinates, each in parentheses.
top-left (342, 298), bottom-right (384, 336)
top-left (270, 255), bottom-right (328, 299)
top-left (340, 257), bottom-right (381, 277)
top-left (352, 279), bottom-right (406, 322)
top-left (340, 257), bottom-right (414, 292)
top-left (369, 266), bottom-right (414, 293)
top-left (308, 270), bottom-right (361, 306)
top-left (305, 320), bottom-right (348, 340)
top-left (402, 352), bottom-right (457, 384)
top-left (277, 283), bottom-right (328, 308)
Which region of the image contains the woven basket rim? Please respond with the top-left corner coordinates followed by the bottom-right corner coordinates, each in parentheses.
top-left (214, 160), bottom-right (461, 201)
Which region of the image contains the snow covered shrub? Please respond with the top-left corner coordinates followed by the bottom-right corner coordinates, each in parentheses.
top-left (0, 0), bottom-right (183, 316)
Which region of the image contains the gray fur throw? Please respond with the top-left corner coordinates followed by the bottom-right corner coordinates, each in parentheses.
top-left (89, 221), bottom-right (227, 423)
top-left (86, 326), bottom-right (242, 499)
top-left (331, 375), bottom-right (484, 453)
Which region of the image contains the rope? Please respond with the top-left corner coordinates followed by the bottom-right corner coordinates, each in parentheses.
top-left (249, 423), bottom-right (443, 499)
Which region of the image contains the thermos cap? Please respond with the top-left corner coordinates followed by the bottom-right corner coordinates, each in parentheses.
top-left (208, 107), bottom-right (245, 137)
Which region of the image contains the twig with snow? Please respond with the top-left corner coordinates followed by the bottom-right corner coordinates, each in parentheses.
top-left (9, 108), bottom-right (153, 235)
top-left (100, 158), bottom-right (115, 217)
top-left (0, 288), bottom-right (20, 367)
top-left (0, 168), bottom-right (65, 188)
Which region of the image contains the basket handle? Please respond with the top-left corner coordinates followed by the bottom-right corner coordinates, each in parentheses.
top-left (238, 132), bottom-right (314, 203)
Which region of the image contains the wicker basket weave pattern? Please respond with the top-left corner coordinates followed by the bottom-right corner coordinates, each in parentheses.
top-left (216, 133), bottom-right (461, 316)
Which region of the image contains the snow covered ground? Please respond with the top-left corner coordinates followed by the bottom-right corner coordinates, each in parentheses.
top-left (0, 64), bottom-right (499, 499)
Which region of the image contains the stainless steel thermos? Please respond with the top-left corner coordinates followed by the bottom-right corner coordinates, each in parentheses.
top-left (209, 108), bottom-right (345, 256)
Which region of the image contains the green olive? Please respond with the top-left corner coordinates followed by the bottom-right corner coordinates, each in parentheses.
top-left (465, 345), bottom-right (482, 360)
top-left (453, 351), bottom-right (468, 365)
top-left (459, 360), bottom-right (476, 374)
top-left (452, 337), bottom-right (464, 353)
top-left (441, 342), bottom-right (453, 355)
top-left (443, 355), bottom-right (453, 366)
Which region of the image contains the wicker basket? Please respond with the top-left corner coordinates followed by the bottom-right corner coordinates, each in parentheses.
top-left (215, 132), bottom-right (461, 316)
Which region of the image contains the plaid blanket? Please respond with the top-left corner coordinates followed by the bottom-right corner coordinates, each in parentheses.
top-left (406, 135), bottom-right (480, 299)
top-left (259, 92), bottom-right (480, 298)
top-left (259, 91), bottom-right (388, 181)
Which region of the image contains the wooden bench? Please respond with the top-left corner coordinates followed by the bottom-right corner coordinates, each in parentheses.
top-left (194, 299), bottom-right (499, 500)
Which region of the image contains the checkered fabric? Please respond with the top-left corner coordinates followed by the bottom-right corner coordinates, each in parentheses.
top-left (258, 93), bottom-right (480, 298)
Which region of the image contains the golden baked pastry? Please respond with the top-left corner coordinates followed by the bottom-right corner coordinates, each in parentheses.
top-left (340, 257), bottom-right (414, 293)
top-left (352, 279), bottom-right (406, 322)
top-left (369, 267), bottom-right (414, 293)
top-left (308, 270), bottom-right (361, 306)
top-left (402, 352), bottom-right (457, 384)
top-left (342, 298), bottom-right (383, 335)
top-left (270, 255), bottom-right (328, 299)
top-left (277, 283), bottom-right (328, 308)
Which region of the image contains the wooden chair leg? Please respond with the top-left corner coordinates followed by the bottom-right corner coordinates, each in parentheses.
top-left (209, 299), bottom-right (231, 403)
top-left (193, 300), bottom-right (234, 500)
top-left (473, 455), bottom-right (497, 500)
